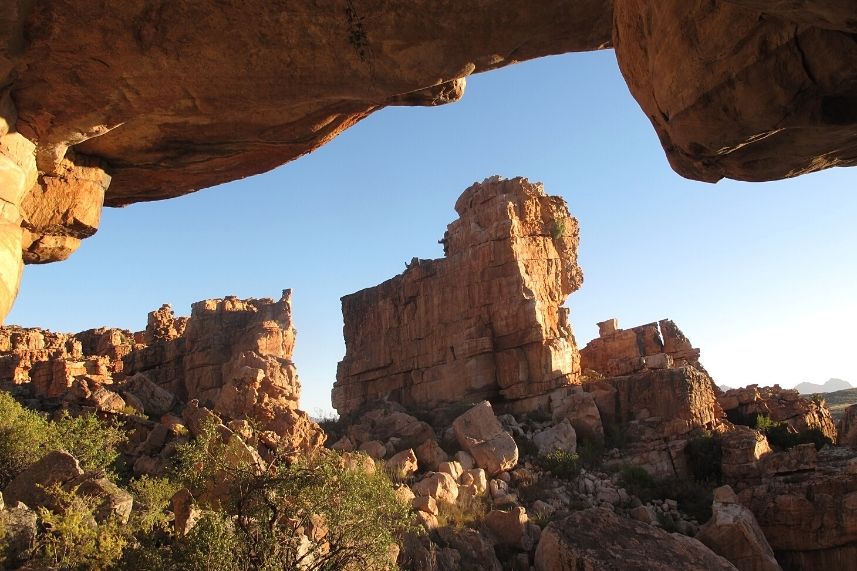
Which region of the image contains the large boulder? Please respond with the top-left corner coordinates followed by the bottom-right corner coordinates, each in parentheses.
top-left (72, 476), bottom-right (134, 524)
top-left (124, 372), bottom-right (177, 416)
top-left (535, 508), bottom-right (737, 570)
top-left (2, 450), bottom-right (83, 510)
top-left (533, 419), bottom-right (577, 456)
top-left (696, 486), bottom-right (782, 571)
top-left (452, 401), bottom-right (518, 476)
top-left (412, 472), bottom-right (459, 506)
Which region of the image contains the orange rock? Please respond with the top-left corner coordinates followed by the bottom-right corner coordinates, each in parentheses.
top-left (333, 176), bottom-right (583, 414)
top-left (614, 0), bottom-right (857, 183)
top-left (719, 384), bottom-right (837, 443)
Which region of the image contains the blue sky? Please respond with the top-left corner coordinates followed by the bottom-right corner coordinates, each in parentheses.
top-left (9, 50), bottom-right (857, 414)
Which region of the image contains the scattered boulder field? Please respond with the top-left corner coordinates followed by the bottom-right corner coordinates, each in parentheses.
top-left (2, 177), bottom-right (856, 570)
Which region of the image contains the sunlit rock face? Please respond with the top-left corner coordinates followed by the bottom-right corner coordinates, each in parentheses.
top-left (333, 176), bottom-right (583, 415)
top-left (0, 290), bottom-right (322, 450)
top-left (613, 0), bottom-right (857, 183)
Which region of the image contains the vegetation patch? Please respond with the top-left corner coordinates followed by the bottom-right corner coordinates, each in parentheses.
top-left (0, 391), bottom-right (128, 488)
top-left (539, 449), bottom-right (581, 480)
top-left (685, 430), bottom-right (722, 484)
top-left (755, 415), bottom-right (832, 451)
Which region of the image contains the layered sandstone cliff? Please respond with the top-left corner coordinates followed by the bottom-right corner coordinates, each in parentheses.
top-left (0, 291), bottom-right (322, 451)
top-left (333, 176), bottom-right (583, 415)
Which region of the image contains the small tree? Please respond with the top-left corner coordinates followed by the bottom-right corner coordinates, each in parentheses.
top-left (171, 422), bottom-right (413, 570)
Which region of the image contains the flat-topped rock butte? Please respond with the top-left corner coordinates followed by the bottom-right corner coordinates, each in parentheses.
top-left (1, 1), bottom-right (857, 320)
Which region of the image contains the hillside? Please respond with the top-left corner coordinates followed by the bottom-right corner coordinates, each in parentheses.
top-left (822, 388), bottom-right (857, 421)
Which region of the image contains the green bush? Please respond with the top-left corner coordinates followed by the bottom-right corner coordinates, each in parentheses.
top-left (0, 391), bottom-right (128, 487)
top-left (31, 486), bottom-right (129, 571)
top-left (755, 415), bottom-right (833, 451)
top-left (550, 218), bottom-right (566, 240)
top-left (577, 438), bottom-right (605, 469)
top-left (514, 435), bottom-right (539, 458)
top-left (168, 421), bottom-right (413, 570)
top-left (618, 465), bottom-right (656, 496)
top-left (539, 449), bottom-right (581, 480)
top-left (0, 391), bottom-right (53, 487)
top-left (128, 476), bottom-right (179, 534)
top-left (604, 422), bottom-right (626, 450)
top-left (171, 512), bottom-right (242, 571)
top-left (685, 431), bottom-right (722, 484)
top-left (435, 494), bottom-right (489, 530)
top-left (52, 411), bottom-right (128, 475)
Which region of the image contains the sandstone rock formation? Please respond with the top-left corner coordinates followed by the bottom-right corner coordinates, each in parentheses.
top-left (719, 384), bottom-right (837, 443)
top-left (577, 318), bottom-right (725, 477)
top-left (838, 404), bottom-right (857, 448)
top-left (737, 447), bottom-right (857, 569)
top-left (0, 291), bottom-right (323, 452)
top-left (696, 485), bottom-right (782, 571)
top-left (580, 318), bottom-right (704, 378)
top-left (333, 177), bottom-right (583, 415)
top-left (0, 1), bottom-right (615, 321)
top-left (534, 507), bottom-right (737, 570)
top-left (614, 0), bottom-right (857, 183)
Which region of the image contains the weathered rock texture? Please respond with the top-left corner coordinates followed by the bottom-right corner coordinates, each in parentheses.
top-left (580, 318), bottom-right (703, 378)
top-left (333, 177), bottom-right (583, 415)
top-left (839, 404), bottom-right (857, 448)
top-left (534, 507), bottom-right (738, 570)
top-left (696, 485), bottom-right (782, 571)
top-left (614, 0), bottom-right (857, 183)
top-left (0, 291), bottom-right (323, 451)
top-left (737, 447), bottom-right (857, 570)
top-left (719, 384), bottom-right (837, 443)
top-left (578, 318), bottom-right (725, 477)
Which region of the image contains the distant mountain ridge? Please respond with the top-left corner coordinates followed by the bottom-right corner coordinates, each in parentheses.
top-left (796, 378), bottom-right (853, 394)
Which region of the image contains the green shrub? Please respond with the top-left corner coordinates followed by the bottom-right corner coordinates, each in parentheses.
top-left (550, 218), bottom-right (566, 240)
top-left (755, 415), bottom-right (832, 451)
top-left (618, 465), bottom-right (656, 497)
top-left (578, 438), bottom-right (605, 469)
top-left (685, 431), bottom-right (722, 484)
top-left (171, 512), bottom-right (242, 571)
top-left (604, 422), bottom-right (626, 450)
top-left (435, 494), bottom-right (489, 530)
top-left (0, 392), bottom-right (128, 487)
top-left (170, 421), bottom-right (412, 570)
top-left (514, 435), bottom-right (539, 458)
top-left (31, 486), bottom-right (128, 571)
top-left (539, 449), bottom-right (581, 480)
top-left (0, 515), bottom-right (8, 568)
top-left (128, 476), bottom-right (179, 534)
top-left (615, 467), bottom-right (714, 523)
top-left (0, 391), bottom-right (55, 487)
top-left (51, 411), bottom-right (127, 475)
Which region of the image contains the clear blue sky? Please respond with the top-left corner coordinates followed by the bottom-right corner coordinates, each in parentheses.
top-left (9, 50), bottom-right (857, 414)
